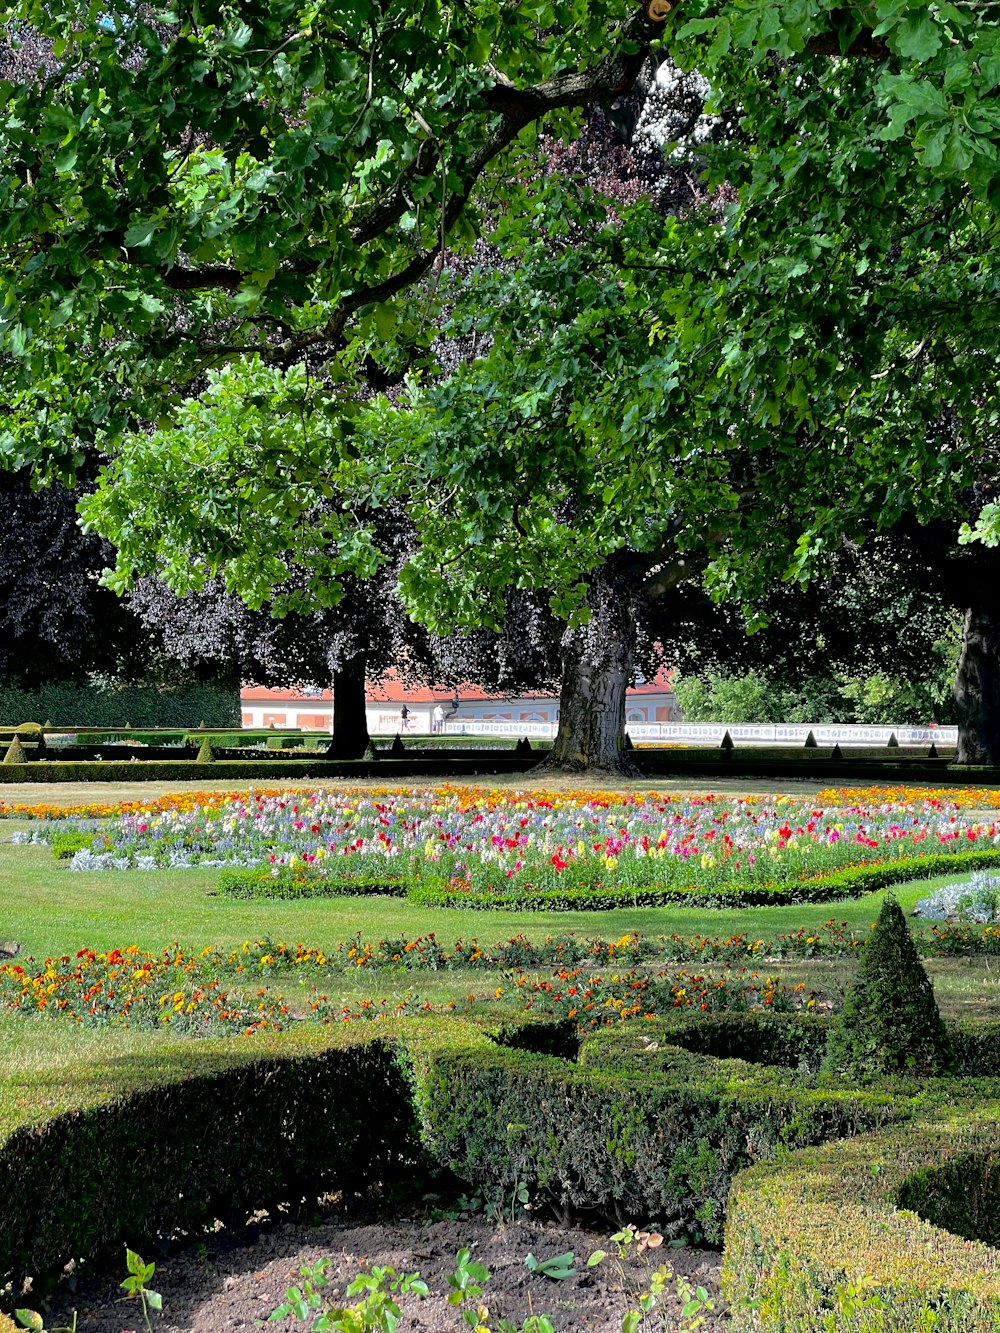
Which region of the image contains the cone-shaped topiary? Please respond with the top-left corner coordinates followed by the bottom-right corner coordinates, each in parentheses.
top-left (195, 739), bottom-right (215, 763)
top-left (3, 735), bottom-right (27, 764)
top-left (823, 895), bottom-right (954, 1079)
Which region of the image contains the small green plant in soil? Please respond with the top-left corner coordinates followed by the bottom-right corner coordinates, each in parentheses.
top-left (119, 1248), bottom-right (162, 1333)
top-left (8, 1248), bottom-right (160, 1333)
top-left (269, 1258), bottom-right (429, 1332)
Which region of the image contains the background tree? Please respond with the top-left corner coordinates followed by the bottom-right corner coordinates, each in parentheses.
top-left (0, 466), bottom-right (198, 689)
top-left (128, 505), bottom-right (441, 758)
top-left (655, 527), bottom-right (962, 724)
top-left (9, 0), bottom-right (1000, 764)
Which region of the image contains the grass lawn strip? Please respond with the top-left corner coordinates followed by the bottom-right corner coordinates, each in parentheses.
top-left (5, 781), bottom-right (1000, 1329)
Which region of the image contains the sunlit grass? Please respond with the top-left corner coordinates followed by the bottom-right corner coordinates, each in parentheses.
top-left (3, 783), bottom-right (999, 1152)
top-left (1, 821), bottom-right (956, 962)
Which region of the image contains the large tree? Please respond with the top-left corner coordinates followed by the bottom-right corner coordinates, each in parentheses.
top-left (6, 0), bottom-right (1000, 763)
top-left (0, 0), bottom-right (664, 477)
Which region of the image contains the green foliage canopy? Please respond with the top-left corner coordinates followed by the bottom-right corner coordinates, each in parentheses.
top-left (8, 0), bottom-right (1000, 637)
top-left (0, 0), bottom-right (658, 478)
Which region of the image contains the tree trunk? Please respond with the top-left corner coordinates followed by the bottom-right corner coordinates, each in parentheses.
top-left (954, 603), bottom-right (1000, 765)
top-left (533, 567), bottom-right (639, 776)
top-left (325, 654), bottom-right (370, 760)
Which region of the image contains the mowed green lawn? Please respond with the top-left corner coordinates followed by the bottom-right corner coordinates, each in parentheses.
top-left (2, 775), bottom-right (999, 1019)
top-left (3, 777), bottom-right (1000, 1148)
top-left (0, 817), bottom-right (945, 958)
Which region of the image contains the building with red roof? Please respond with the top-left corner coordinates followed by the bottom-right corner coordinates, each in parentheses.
top-left (240, 669), bottom-right (678, 737)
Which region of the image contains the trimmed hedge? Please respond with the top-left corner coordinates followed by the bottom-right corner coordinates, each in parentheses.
top-left (0, 756), bottom-right (536, 782)
top-left (411, 1041), bottom-right (906, 1245)
top-left (723, 1108), bottom-right (1000, 1331)
top-left (0, 684), bottom-right (238, 729)
top-left (217, 866), bottom-right (413, 900)
top-left (7, 1008), bottom-right (1000, 1324)
top-left (582, 1012), bottom-right (1000, 1081)
top-left (407, 851), bottom-right (1000, 911)
top-left (586, 1012), bottom-right (833, 1073)
top-left (1, 1035), bottom-right (423, 1293)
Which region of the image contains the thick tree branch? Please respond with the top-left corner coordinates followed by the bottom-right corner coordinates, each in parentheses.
top-left (481, 6), bottom-right (666, 117)
top-left (122, 3), bottom-right (665, 310)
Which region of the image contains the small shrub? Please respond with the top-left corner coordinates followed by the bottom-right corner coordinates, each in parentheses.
top-left (914, 869), bottom-right (1000, 922)
top-left (50, 830), bottom-right (95, 860)
top-left (195, 739), bottom-right (215, 763)
top-left (823, 896), bottom-right (954, 1079)
top-left (2, 736), bottom-right (26, 765)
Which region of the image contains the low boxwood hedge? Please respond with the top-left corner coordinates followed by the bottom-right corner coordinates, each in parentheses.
top-left (217, 866), bottom-right (414, 900)
top-left (337, 850), bottom-right (1000, 911)
top-left (411, 1040), bottom-right (907, 1245)
top-left (0, 755), bottom-right (535, 782)
top-left (581, 1012), bottom-right (1000, 1080)
top-left (1, 1032), bottom-right (423, 1293)
top-left (7, 1009), bottom-right (1000, 1327)
top-left (723, 1108), bottom-right (1000, 1331)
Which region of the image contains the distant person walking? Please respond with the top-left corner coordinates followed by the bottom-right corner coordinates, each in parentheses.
top-left (432, 704), bottom-right (445, 734)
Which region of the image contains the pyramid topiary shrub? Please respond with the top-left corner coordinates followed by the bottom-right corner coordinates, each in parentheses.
top-left (3, 735), bottom-right (27, 764)
top-left (195, 739), bottom-right (215, 763)
top-left (823, 896), bottom-right (954, 1079)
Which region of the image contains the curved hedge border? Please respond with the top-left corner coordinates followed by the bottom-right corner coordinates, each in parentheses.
top-left (413, 1042), bottom-right (907, 1246)
top-left (1, 1035), bottom-right (419, 1292)
top-left (6, 1011), bottom-right (1000, 1327)
top-left (723, 1110), bottom-right (1000, 1331)
top-left (219, 850), bottom-right (1000, 911)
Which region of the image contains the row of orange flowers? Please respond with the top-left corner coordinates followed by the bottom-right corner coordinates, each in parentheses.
top-left (1, 941), bottom-right (822, 1037)
top-left (6, 783), bottom-right (1000, 825)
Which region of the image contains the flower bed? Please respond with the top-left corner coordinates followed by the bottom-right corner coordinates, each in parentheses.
top-left (0, 941), bottom-right (821, 1037)
top-left (17, 786), bottom-right (1000, 904)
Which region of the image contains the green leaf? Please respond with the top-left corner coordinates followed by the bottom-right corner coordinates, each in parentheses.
top-left (892, 14), bottom-right (943, 62)
top-left (123, 220), bottom-right (159, 248)
top-left (53, 143), bottom-right (78, 174)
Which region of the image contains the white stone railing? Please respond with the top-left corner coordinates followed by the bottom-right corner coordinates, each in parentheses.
top-left (636, 723), bottom-right (955, 746)
top-left (443, 720), bottom-right (558, 738)
top-left (442, 721), bottom-right (957, 745)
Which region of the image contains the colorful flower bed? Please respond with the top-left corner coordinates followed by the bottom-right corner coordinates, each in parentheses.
top-left (0, 941), bottom-right (818, 1037)
top-left (0, 945), bottom-right (291, 1037)
top-left (15, 786), bottom-right (1000, 899)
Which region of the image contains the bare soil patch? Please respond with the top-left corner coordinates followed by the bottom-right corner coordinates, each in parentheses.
top-left (40, 1201), bottom-right (725, 1333)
